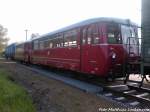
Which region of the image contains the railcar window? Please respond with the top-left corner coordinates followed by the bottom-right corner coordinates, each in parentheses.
top-left (121, 25), bottom-right (137, 44)
top-left (49, 42), bottom-right (53, 48)
top-left (107, 24), bottom-right (121, 44)
top-left (85, 24), bottom-right (100, 45)
top-left (33, 40), bottom-right (39, 50)
top-left (44, 40), bottom-right (50, 48)
top-left (92, 24), bottom-right (100, 44)
top-left (87, 27), bottom-right (92, 44)
top-left (52, 38), bottom-right (57, 48)
top-left (44, 33), bottom-right (64, 48)
top-left (42, 33), bottom-right (62, 49)
top-left (64, 29), bottom-right (77, 47)
top-left (56, 33), bottom-right (63, 47)
top-left (16, 44), bottom-right (24, 52)
top-left (82, 28), bottom-right (87, 44)
top-left (39, 41), bottom-right (44, 49)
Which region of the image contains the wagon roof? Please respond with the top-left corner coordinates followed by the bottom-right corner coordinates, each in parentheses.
top-left (15, 40), bottom-right (31, 46)
top-left (33, 17), bottom-right (138, 41)
top-left (6, 43), bottom-right (17, 48)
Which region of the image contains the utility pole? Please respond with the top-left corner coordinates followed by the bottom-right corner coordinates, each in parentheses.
top-left (25, 29), bottom-right (28, 41)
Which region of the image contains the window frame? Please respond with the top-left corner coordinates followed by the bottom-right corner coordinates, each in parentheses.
top-left (63, 29), bottom-right (78, 47)
top-left (33, 40), bottom-right (39, 50)
top-left (106, 23), bottom-right (122, 44)
top-left (82, 23), bottom-right (101, 45)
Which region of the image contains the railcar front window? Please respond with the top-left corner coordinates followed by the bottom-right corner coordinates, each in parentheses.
top-left (121, 25), bottom-right (137, 44)
top-left (121, 25), bottom-right (139, 55)
top-left (107, 24), bottom-right (121, 44)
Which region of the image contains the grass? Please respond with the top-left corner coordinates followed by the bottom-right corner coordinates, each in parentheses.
top-left (0, 69), bottom-right (36, 112)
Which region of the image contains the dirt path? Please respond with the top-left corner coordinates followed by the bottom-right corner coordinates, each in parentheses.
top-left (0, 59), bottom-right (126, 112)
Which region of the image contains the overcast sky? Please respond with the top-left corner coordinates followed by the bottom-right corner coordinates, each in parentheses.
top-left (0, 0), bottom-right (141, 44)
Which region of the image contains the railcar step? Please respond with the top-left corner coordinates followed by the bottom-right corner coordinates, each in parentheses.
top-left (107, 85), bottom-right (126, 88)
top-left (129, 101), bottom-right (140, 106)
top-left (114, 97), bottom-right (125, 101)
top-left (127, 80), bottom-right (142, 84)
top-left (123, 90), bottom-right (136, 94)
top-left (107, 85), bottom-right (129, 91)
top-left (135, 93), bottom-right (149, 97)
top-left (104, 93), bottom-right (113, 97)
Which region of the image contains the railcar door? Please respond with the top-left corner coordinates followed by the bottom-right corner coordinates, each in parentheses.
top-left (80, 24), bottom-right (101, 74)
top-left (80, 26), bottom-right (89, 73)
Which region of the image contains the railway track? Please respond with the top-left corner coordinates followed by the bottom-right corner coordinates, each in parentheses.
top-left (101, 84), bottom-right (150, 108)
top-left (20, 63), bottom-right (150, 109)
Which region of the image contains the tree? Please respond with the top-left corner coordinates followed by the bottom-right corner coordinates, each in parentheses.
top-left (0, 24), bottom-right (9, 52)
top-left (31, 33), bottom-right (40, 40)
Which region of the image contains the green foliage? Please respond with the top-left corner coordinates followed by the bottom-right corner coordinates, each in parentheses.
top-left (0, 24), bottom-right (9, 52)
top-left (0, 69), bottom-right (36, 112)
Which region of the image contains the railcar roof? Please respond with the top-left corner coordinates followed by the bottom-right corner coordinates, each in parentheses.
top-left (33, 17), bottom-right (138, 41)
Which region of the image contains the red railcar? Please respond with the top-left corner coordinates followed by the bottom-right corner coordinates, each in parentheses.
top-left (25, 17), bottom-right (139, 79)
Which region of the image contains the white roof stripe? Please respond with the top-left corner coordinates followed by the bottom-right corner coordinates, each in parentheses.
top-left (33, 17), bottom-right (138, 41)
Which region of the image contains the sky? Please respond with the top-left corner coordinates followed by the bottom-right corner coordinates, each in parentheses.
top-left (0, 0), bottom-right (141, 44)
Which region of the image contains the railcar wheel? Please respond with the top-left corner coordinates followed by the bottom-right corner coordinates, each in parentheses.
top-left (105, 76), bottom-right (115, 82)
top-left (124, 73), bottom-right (129, 84)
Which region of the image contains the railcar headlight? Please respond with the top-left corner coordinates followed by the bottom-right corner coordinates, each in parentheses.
top-left (112, 52), bottom-right (116, 59)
